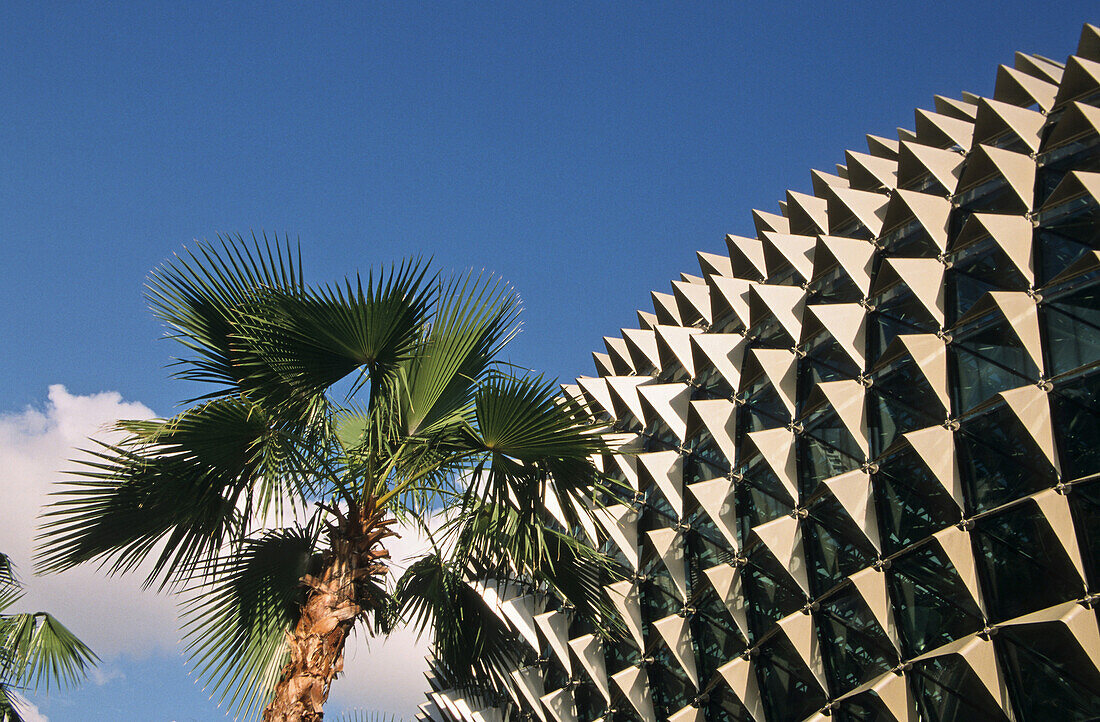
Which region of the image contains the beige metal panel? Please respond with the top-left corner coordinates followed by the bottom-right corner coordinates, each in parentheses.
top-left (786, 190), bottom-right (829, 235)
top-left (811, 168), bottom-right (849, 196)
top-left (511, 666), bottom-right (549, 722)
top-left (815, 235), bottom-right (875, 297)
top-left (690, 332), bottom-right (747, 389)
top-left (984, 144), bottom-right (1038, 211)
top-left (881, 257), bottom-right (945, 327)
top-left (752, 209), bottom-right (791, 235)
top-left (897, 141), bottom-right (965, 196)
top-left (543, 478), bottom-right (571, 530)
top-left (777, 611), bottom-right (828, 692)
top-left (873, 673), bottom-right (918, 722)
top-left (672, 279), bottom-right (713, 326)
top-left (647, 528), bottom-right (688, 602)
top-left (1061, 604), bottom-right (1100, 672)
top-left (805, 303), bottom-right (866, 369)
top-left (1033, 489), bottom-right (1088, 587)
top-left (1043, 101), bottom-right (1100, 151)
top-left (606, 376), bottom-right (650, 427)
top-left (746, 427), bottom-right (799, 503)
top-left (934, 94), bottom-right (979, 121)
top-left (958, 291), bottom-right (1044, 374)
top-left (1040, 170), bottom-right (1100, 211)
top-left (638, 450), bottom-right (685, 519)
top-left (824, 469), bottom-right (879, 551)
top-left (698, 250), bottom-right (733, 278)
top-left (753, 514), bottom-right (811, 595)
top-left (593, 502), bottom-right (640, 571)
top-left (500, 594), bottom-right (544, 654)
top-left (998, 384), bottom-right (1059, 473)
top-left (593, 351), bottom-right (616, 377)
top-left (866, 134), bottom-right (900, 159)
top-left (953, 213), bottom-right (1033, 284)
top-left (652, 613), bottom-right (699, 687)
top-left (813, 380), bottom-right (869, 457)
top-left (973, 97), bottom-right (1045, 152)
top-left (568, 634), bottom-right (611, 702)
top-left (651, 291), bottom-right (683, 326)
top-left (688, 398), bottom-right (738, 465)
top-left (726, 234), bottom-right (771, 281)
top-left (687, 475), bottom-right (738, 550)
top-left (654, 325), bottom-right (701, 378)
top-left (1015, 52), bottom-right (1065, 84)
top-left (895, 334), bottom-right (950, 413)
top-left (914, 108), bottom-right (975, 150)
top-left (577, 377), bottom-right (616, 418)
top-left (611, 665), bottom-right (658, 722)
top-left (849, 566), bottom-right (901, 653)
top-left (622, 328), bottom-right (662, 373)
top-left (1052, 55), bottom-right (1100, 108)
top-left (637, 309), bottom-right (658, 330)
top-left (703, 563), bottom-right (751, 639)
top-left (760, 231), bottom-right (816, 282)
top-left (996, 63), bottom-right (1058, 110)
top-left (604, 336), bottom-right (636, 375)
top-left (709, 276), bottom-right (754, 329)
top-left (953, 637), bottom-right (1017, 720)
top-left (534, 607), bottom-right (576, 677)
top-left (933, 526), bottom-right (986, 616)
top-left (606, 580), bottom-right (646, 651)
top-left (541, 689), bottom-right (577, 722)
top-left (747, 347), bottom-right (798, 417)
top-left (637, 382), bottom-right (691, 442)
top-left (845, 149), bottom-right (899, 191)
top-left (1081, 23), bottom-right (1100, 60)
top-left (885, 188), bottom-right (952, 251)
top-left (826, 186), bottom-right (889, 237)
top-left (902, 426), bottom-right (964, 508)
top-left (668, 704), bottom-right (705, 722)
top-left (717, 657), bottom-right (767, 722)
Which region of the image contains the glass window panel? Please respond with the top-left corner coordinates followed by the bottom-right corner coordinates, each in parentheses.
top-left (816, 586), bottom-right (898, 694)
top-left (997, 621), bottom-right (1100, 722)
top-left (875, 451), bottom-right (962, 556)
top-left (956, 404), bottom-right (1057, 514)
top-left (756, 634), bottom-right (827, 721)
top-left (887, 543), bottom-right (983, 657)
top-left (909, 655), bottom-right (1010, 722)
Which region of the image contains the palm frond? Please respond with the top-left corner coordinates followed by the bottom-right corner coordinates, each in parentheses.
top-left (0, 613), bottom-right (98, 692)
top-left (146, 233), bottom-right (305, 395)
top-left (394, 553), bottom-right (520, 688)
top-left (180, 526), bottom-right (319, 722)
top-left (0, 556), bottom-right (20, 613)
top-left (0, 685), bottom-right (27, 722)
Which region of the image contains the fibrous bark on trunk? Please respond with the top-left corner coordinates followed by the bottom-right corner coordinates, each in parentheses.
top-left (262, 500), bottom-right (396, 722)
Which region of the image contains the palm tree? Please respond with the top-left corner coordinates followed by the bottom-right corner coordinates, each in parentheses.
top-left (1, 551), bottom-right (98, 722)
top-left (37, 238), bottom-right (617, 721)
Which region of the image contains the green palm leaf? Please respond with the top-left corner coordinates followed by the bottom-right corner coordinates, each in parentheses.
top-left (180, 527), bottom-right (319, 721)
top-left (0, 612), bottom-right (98, 693)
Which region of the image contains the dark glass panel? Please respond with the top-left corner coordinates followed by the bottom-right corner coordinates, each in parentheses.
top-left (909, 655), bottom-right (1011, 722)
top-left (743, 544), bottom-right (805, 637)
top-left (951, 318), bottom-right (1041, 414)
top-left (948, 241), bottom-right (1029, 320)
top-left (875, 449), bottom-right (962, 556)
top-left (956, 175), bottom-right (1027, 215)
top-left (798, 415), bottom-right (863, 500)
top-left (807, 262), bottom-right (865, 305)
top-left (705, 685), bottom-right (752, 722)
top-left (887, 543), bottom-right (983, 657)
top-left (1070, 479), bottom-right (1100, 590)
top-left (816, 585), bottom-right (898, 695)
top-left (1042, 287), bottom-right (1100, 376)
top-left (956, 402), bottom-right (1057, 514)
top-left (870, 360), bottom-right (946, 454)
top-left (803, 495), bottom-right (876, 598)
top-left (1035, 200), bottom-right (1100, 285)
top-left (971, 501), bottom-right (1082, 623)
top-left (755, 633), bottom-right (827, 721)
top-left (997, 621), bottom-right (1100, 722)
top-left (880, 218), bottom-right (942, 258)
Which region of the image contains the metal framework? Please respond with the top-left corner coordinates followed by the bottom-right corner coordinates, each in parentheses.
top-left (417, 23), bottom-right (1100, 722)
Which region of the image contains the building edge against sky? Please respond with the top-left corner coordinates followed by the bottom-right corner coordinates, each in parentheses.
top-left (417, 23), bottom-right (1100, 722)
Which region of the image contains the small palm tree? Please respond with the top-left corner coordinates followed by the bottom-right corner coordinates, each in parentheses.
top-left (37, 238), bottom-right (616, 721)
top-left (1, 552), bottom-right (98, 722)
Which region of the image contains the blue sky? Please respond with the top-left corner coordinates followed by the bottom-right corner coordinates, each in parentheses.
top-left (0, 3), bottom-right (1095, 720)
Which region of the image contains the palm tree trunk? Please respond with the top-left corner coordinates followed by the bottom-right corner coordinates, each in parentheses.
top-left (263, 500), bottom-right (395, 722)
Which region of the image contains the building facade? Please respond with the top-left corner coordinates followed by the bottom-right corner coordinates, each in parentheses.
top-left (420, 23), bottom-right (1100, 722)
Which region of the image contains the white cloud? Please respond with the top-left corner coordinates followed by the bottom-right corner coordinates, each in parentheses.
top-left (0, 385), bottom-right (432, 716)
top-left (0, 385), bottom-right (180, 659)
top-left (9, 691), bottom-right (50, 722)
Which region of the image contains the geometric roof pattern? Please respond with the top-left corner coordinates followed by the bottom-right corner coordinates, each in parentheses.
top-left (419, 23), bottom-right (1100, 722)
